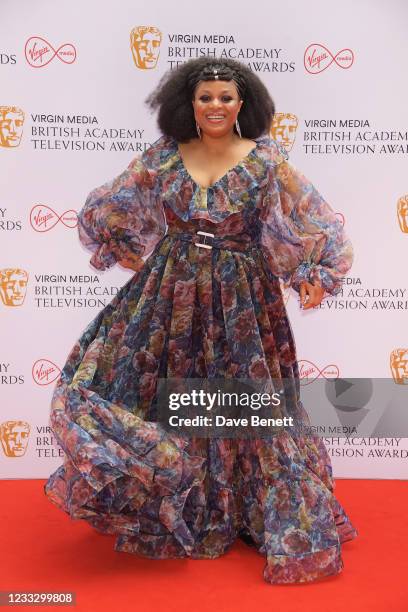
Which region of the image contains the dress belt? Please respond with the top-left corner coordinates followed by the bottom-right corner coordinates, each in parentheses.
top-left (165, 230), bottom-right (257, 253)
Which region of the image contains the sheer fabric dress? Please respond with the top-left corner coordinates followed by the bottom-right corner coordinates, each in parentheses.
top-left (44, 134), bottom-right (358, 585)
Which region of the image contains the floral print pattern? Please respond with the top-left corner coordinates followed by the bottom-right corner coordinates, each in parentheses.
top-left (44, 134), bottom-right (357, 584)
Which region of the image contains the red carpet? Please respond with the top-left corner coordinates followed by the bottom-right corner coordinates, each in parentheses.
top-left (0, 479), bottom-right (406, 612)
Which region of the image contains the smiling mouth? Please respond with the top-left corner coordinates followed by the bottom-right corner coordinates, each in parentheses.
top-left (206, 115), bottom-right (225, 123)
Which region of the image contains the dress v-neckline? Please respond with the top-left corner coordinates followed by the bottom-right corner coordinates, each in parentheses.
top-left (176, 139), bottom-right (259, 190)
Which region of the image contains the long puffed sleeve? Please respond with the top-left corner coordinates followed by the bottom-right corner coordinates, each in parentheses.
top-left (260, 148), bottom-right (353, 296)
top-left (77, 156), bottom-right (166, 272)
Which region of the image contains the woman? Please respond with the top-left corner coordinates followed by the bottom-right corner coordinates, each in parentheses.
top-left (44, 57), bottom-right (358, 585)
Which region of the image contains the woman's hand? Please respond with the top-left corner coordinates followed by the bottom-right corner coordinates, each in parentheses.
top-left (299, 281), bottom-right (326, 309)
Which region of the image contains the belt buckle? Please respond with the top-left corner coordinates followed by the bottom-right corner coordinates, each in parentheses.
top-left (196, 230), bottom-right (214, 250)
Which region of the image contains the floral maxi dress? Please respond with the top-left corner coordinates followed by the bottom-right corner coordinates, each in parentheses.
top-left (44, 134), bottom-right (358, 585)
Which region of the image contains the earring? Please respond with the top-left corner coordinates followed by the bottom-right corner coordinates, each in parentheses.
top-left (196, 122), bottom-right (201, 139)
top-left (235, 118), bottom-right (242, 138)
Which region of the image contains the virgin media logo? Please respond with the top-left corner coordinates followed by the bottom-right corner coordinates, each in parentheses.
top-left (32, 359), bottom-right (61, 386)
top-left (24, 36), bottom-right (77, 68)
top-left (304, 43), bottom-right (354, 74)
top-left (30, 205), bottom-right (78, 232)
top-left (299, 359), bottom-right (340, 385)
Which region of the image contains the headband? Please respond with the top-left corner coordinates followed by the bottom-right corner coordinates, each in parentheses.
top-left (188, 63), bottom-right (247, 99)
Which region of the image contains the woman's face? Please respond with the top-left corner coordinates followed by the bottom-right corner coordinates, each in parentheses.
top-left (192, 79), bottom-right (243, 138)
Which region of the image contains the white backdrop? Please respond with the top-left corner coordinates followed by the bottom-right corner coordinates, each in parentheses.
top-left (1, 0), bottom-right (407, 479)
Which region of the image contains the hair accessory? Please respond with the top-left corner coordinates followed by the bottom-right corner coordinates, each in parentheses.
top-left (188, 62), bottom-right (247, 99)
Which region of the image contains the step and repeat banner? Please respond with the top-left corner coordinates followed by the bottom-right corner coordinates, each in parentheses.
top-left (1, 0), bottom-right (407, 479)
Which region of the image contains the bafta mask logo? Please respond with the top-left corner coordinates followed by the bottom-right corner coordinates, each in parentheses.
top-left (390, 349), bottom-right (408, 384)
top-left (0, 106), bottom-right (25, 148)
top-left (270, 113), bottom-right (298, 152)
top-left (130, 26), bottom-right (162, 69)
top-left (0, 420), bottom-right (30, 457)
top-left (0, 268), bottom-right (29, 306)
top-left (397, 195), bottom-right (408, 233)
